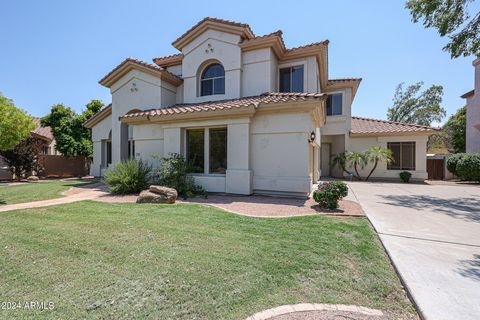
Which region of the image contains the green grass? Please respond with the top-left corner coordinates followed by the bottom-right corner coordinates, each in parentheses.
top-left (0, 202), bottom-right (416, 319)
top-left (0, 180), bottom-right (93, 205)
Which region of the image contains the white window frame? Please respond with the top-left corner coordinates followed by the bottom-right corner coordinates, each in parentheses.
top-left (387, 141), bottom-right (416, 171)
top-left (326, 91), bottom-right (344, 116)
top-left (199, 64), bottom-right (225, 97)
top-left (184, 126), bottom-right (227, 176)
top-left (278, 60), bottom-right (307, 92)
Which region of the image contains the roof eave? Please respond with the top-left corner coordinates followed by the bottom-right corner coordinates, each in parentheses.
top-left (99, 61), bottom-right (183, 88)
top-left (84, 104), bottom-right (112, 128)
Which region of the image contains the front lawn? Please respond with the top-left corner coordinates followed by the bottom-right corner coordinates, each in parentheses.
top-left (0, 201), bottom-right (416, 319)
top-left (0, 180), bottom-right (93, 205)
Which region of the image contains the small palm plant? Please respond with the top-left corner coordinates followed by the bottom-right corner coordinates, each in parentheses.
top-left (365, 146), bottom-right (393, 181)
top-left (347, 151), bottom-right (368, 181)
top-left (332, 146), bottom-right (393, 181)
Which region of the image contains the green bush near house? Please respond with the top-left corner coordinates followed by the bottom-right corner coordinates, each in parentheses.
top-left (103, 159), bottom-right (151, 194)
top-left (456, 154), bottom-right (480, 182)
top-left (313, 181), bottom-right (348, 209)
top-left (154, 153), bottom-right (206, 198)
top-left (399, 171), bottom-right (412, 183)
top-left (446, 153), bottom-right (466, 176)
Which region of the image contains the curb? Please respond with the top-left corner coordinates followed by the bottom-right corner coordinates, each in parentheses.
top-left (245, 303), bottom-right (383, 320)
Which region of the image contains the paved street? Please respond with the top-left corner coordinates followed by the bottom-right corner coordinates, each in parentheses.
top-left (348, 181), bottom-right (480, 320)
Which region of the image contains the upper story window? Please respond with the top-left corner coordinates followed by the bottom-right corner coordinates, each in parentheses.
top-left (279, 65), bottom-right (304, 92)
top-left (200, 63), bottom-right (225, 96)
top-left (326, 93), bottom-right (342, 116)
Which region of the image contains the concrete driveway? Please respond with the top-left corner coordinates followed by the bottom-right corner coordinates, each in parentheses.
top-left (348, 181), bottom-right (480, 320)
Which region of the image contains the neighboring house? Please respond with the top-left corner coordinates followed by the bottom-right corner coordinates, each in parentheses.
top-left (85, 17), bottom-right (437, 197)
top-left (461, 58), bottom-right (480, 153)
top-left (0, 118), bottom-right (58, 180)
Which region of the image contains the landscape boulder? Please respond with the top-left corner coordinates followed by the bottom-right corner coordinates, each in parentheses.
top-left (27, 176), bottom-right (39, 182)
top-left (136, 185), bottom-right (177, 204)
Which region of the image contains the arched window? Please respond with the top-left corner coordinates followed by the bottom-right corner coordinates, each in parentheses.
top-left (200, 63), bottom-right (225, 96)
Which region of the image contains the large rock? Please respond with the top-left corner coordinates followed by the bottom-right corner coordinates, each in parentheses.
top-left (27, 176), bottom-right (39, 182)
top-left (136, 186), bottom-right (177, 204)
top-left (149, 185), bottom-right (177, 202)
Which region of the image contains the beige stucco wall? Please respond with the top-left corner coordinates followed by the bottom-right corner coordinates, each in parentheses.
top-left (251, 112), bottom-right (316, 196)
top-left (348, 135), bottom-right (429, 180)
top-left (466, 58), bottom-right (480, 153)
top-left (90, 114), bottom-right (112, 177)
top-left (181, 29), bottom-right (242, 103)
top-left (241, 48), bottom-right (278, 96)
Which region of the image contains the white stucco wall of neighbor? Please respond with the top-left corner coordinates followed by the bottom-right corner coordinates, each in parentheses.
top-left (348, 135), bottom-right (429, 180)
top-left (91, 114), bottom-right (112, 177)
top-left (466, 58), bottom-right (480, 153)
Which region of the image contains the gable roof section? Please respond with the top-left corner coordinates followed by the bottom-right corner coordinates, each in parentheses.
top-left (31, 118), bottom-right (54, 141)
top-left (121, 92), bottom-right (326, 124)
top-left (461, 89), bottom-right (474, 98)
top-left (326, 78), bottom-right (362, 99)
top-left (153, 53), bottom-right (184, 67)
top-left (172, 17), bottom-right (255, 50)
top-left (350, 116), bottom-right (439, 137)
top-left (99, 58), bottom-right (183, 88)
top-left (84, 104), bottom-right (112, 128)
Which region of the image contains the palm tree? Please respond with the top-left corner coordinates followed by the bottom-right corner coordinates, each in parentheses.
top-left (365, 146), bottom-right (393, 181)
top-left (346, 151), bottom-right (368, 181)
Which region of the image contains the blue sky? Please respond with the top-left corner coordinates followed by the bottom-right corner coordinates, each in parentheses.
top-left (0, 0), bottom-right (478, 123)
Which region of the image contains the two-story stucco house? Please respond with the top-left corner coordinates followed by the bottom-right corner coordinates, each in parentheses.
top-left (461, 58), bottom-right (480, 153)
top-left (85, 17), bottom-right (437, 197)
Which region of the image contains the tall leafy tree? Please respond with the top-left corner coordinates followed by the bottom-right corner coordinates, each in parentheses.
top-left (0, 93), bottom-right (35, 151)
top-left (0, 136), bottom-right (44, 180)
top-left (406, 0), bottom-right (480, 58)
top-left (387, 82), bottom-right (446, 126)
top-left (443, 106), bottom-right (467, 152)
top-left (41, 100), bottom-right (104, 158)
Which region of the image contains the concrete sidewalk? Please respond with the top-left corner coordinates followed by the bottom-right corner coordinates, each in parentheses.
top-left (0, 183), bottom-right (106, 212)
top-left (348, 181), bottom-right (480, 320)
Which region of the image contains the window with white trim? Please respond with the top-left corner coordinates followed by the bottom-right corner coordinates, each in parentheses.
top-left (279, 65), bottom-right (304, 92)
top-left (326, 93), bottom-right (342, 116)
top-left (186, 127), bottom-right (227, 174)
top-left (200, 63), bottom-right (225, 96)
top-left (387, 141), bottom-right (416, 170)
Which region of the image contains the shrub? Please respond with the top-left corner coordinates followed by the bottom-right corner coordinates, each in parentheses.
top-left (456, 154), bottom-right (480, 182)
top-left (313, 181), bottom-right (348, 209)
top-left (103, 159), bottom-right (151, 194)
top-left (399, 171), bottom-right (412, 183)
top-left (446, 153), bottom-right (466, 176)
top-left (154, 153), bottom-right (206, 198)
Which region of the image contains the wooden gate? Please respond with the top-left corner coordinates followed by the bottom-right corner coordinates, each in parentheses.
top-left (427, 159), bottom-right (444, 180)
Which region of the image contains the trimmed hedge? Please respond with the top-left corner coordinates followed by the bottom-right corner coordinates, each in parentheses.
top-left (313, 181), bottom-right (348, 209)
top-left (446, 153), bottom-right (466, 176)
top-left (447, 153), bottom-right (480, 182)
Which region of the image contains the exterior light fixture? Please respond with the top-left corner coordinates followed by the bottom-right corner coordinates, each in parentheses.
top-left (308, 131), bottom-right (316, 143)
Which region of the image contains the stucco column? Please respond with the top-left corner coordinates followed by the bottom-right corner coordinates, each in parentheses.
top-left (226, 122), bottom-right (253, 194)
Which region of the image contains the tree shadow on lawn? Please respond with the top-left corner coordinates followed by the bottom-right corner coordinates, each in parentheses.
top-left (378, 195), bottom-right (480, 223)
top-left (458, 254), bottom-right (480, 282)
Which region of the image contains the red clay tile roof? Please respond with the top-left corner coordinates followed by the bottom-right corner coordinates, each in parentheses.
top-left (172, 17), bottom-right (255, 49)
top-left (351, 116), bottom-right (440, 136)
top-left (31, 118), bottom-right (54, 140)
top-left (328, 78), bottom-right (362, 84)
top-left (99, 58), bottom-right (183, 87)
top-left (121, 92), bottom-right (326, 119)
top-left (153, 53), bottom-right (184, 67)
